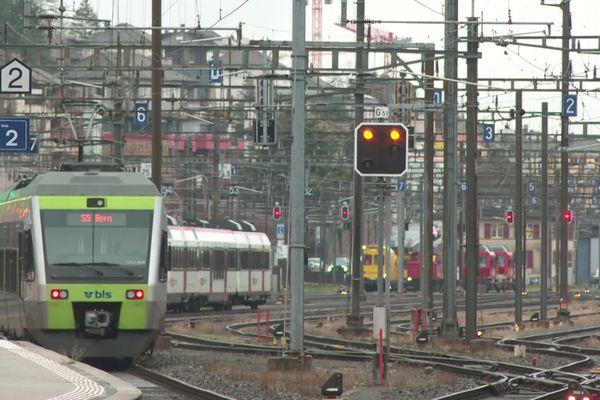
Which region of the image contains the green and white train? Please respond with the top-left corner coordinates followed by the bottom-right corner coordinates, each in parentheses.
top-left (0, 163), bottom-right (168, 364)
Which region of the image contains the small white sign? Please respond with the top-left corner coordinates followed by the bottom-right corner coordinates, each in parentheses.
top-left (219, 163), bottom-right (232, 179)
top-left (276, 244), bottom-right (288, 259)
top-left (276, 223), bottom-right (285, 239)
top-left (140, 163), bottom-right (152, 178)
top-left (374, 106), bottom-right (390, 119)
top-left (1, 59), bottom-right (32, 93)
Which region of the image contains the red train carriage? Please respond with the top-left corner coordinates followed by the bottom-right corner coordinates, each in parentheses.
top-left (404, 251), bottom-right (443, 292)
top-left (461, 245), bottom-right (499, 291)
top-left (489, 245), bottom-right (514, 290)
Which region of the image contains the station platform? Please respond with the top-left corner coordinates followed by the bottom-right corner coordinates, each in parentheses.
top-left (0, 339), bottom-right (141, 400)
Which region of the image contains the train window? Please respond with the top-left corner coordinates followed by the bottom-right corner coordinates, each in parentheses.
top-left (240, 251), bottom-right (249, 269)
top-left (363, 254), bottom-right (372, 265)
top-left (19, 230), bottom-right (34, 281)
top-left (261, 252), bottom-right (270, 269)
top-left (41, 210), bottom-right (152, 281)
top-left (227, 251), bottom-right (238, 270)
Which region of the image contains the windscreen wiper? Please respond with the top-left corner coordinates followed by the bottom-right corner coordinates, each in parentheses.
top-left (51, 262), bottom-right (104, 276)
top-left (90, 262), bottom-right (139, 277)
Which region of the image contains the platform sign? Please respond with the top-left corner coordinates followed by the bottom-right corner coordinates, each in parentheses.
top-left (27, 135), bottom-right (39, 154)
top-left (276, 223), bottom-right (285, 240)
top-left (433, 89), bottom-right (442, 108)
top-left (208, 60), bottom-right (223, 83)
top-left (0, 58), bottom-right (32, 94)
top-left (483, 124), bottom-right (495, 144)
top-left (134, 102), bottom-right (148, 126)
top-left (396, 180), bottom-right (406, 192)
top-left (0, 117), bottom-right (30, 152)
top-left (563, 94), bottom-right (578, 117)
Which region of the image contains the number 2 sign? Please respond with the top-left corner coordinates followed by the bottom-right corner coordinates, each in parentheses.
top-left (563, 94), bottom-right (577, 117)
top-left (1, 59), bottom-right (32, 94)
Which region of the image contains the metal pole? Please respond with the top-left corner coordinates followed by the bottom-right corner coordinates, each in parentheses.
top-left (441, 0), bottom-right (459, 337)
top-left (384, 190), bottom-right (391, 380)
top-left (151, 0), bottom-right (162, 189)
top-left (290, 0), bottom-right (307, 354)
top-left (515, 89), bottom-right (523, 324)
top-left (397, 191), bottom-right (405, 293)
top-left (423, 52), bottom-right (435, 312)
top-left (349, 0), bottom-right (366, 327)
top-left (211, 123), bottom-right (221, 219)
top-left (465, 17), bottom-right (479, 341)
top-left (396, 76), bottom-right (408, 295)
top-left (559, 0), bottom-right (571, 316)
top-left (377, 178), bottom-right (385, 307)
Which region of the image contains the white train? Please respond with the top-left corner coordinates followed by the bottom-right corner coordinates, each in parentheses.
top-left (167, 225), bottom-right (272, 311)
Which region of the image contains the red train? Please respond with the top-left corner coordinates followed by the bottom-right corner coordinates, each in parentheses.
top-left (404, 245), bottom-right (514, 292)
top-left (460, 245), bottom-right (514, 292)
top-left (404, 251), bottom-right (443, 292)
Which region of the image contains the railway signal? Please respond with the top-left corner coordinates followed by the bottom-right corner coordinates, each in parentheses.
top-left (563, 209), bottom-right (573, 224)
top-left (354, 122), bottom-right (408, 176)
top-left (505, 209), bottom-right (514, 224)
top-left (340, 204), bottom-right (350, 221)
top-left (273, 205), bottom-right (282, 221)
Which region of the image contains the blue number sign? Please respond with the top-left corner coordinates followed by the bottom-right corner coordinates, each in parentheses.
top-left (209, 60), bottom-right (223, 83)
top-left (396, 180), bottom-right (406, 192)
top-left (134, 102), bottom-right (148, 126)
top-left (433, 89), bottom-right (442, 108)
top-left (0, 117), bottom-right (29, 152)
top-left (563, 94), bottom-right (577, 117)
top-left (483, 124), bottom-right (495, 144)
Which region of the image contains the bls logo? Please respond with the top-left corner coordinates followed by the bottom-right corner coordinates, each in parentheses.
top-left (84, 290), bottom-right (112, 299)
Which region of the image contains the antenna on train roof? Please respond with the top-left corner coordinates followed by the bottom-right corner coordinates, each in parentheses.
top-left (57, 162), bottom-right (125, 172)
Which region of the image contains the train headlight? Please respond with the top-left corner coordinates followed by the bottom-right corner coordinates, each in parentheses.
top-left (126, 289), bottom-right (144, 300)
top-left (50, 289), bottom-right (68, 299)
top-left (407, 276), bottom-right (413, 282)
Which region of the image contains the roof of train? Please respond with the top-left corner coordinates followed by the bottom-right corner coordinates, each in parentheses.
top-left (168, 226), bottom-right (271, 250)
top-left (0, 171), bottom-right (159, 201)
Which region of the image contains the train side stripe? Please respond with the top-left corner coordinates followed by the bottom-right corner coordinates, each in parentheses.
top-left (0, 339), bottom-right (105, 399)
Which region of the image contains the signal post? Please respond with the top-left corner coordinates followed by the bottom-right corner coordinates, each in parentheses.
top-left (354, 122), bottom-right (408, 382)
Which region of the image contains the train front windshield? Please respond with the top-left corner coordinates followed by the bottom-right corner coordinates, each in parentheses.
top-left (42, 210), bottom-right (153, 281)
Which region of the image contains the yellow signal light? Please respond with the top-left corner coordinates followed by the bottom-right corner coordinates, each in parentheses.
top-left (390, 129), bottom-right (402, 141)
top-left (362, 129), bottom-right (374, 141)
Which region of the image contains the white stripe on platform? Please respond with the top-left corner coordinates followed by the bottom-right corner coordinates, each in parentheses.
top-left (0, 339), bottom-right (105, 400)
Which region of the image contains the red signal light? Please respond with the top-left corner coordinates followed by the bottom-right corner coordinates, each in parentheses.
top-left (51, 289), bottom-right (60, 299)
top-left (389, 129), bottom-right (402, 141)
top-left (273, 206), bottom-right (282, 220)
top-left (135, 289), bottom-right (144, 299)
top-left (563, 209), bottom-right (573, 224)
top-left (340, 205), bottom-right (350, 221)
top-left (505, 210), bottom-right (514, 224)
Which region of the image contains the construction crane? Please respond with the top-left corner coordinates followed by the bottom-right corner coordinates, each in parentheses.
top-left (312, 0), bottom-right (323, 68)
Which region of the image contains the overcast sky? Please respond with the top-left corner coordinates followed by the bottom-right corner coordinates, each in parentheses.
top-left (86, 0), bottom-right (600, 136)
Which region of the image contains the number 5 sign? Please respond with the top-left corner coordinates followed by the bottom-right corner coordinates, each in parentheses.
top-left (134, 102), bottom-right (148, 126)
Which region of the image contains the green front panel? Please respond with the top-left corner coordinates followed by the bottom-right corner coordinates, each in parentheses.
top-left (47, 284), bottom-right (149, 329)
top-left (39, 196), bottom-right (155, 210)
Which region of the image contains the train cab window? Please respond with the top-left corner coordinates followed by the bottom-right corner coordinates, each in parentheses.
top-left (41, 210), bottom-right (152, 281)
top-left (363, 254), bottom-right (372, 265)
